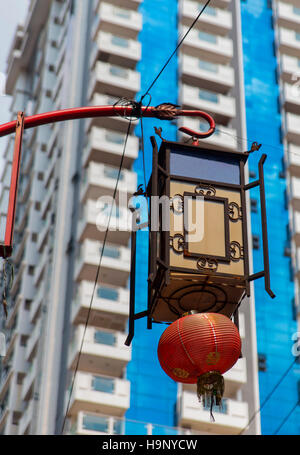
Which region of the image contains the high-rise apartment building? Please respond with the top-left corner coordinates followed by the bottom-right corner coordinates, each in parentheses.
top-left (1, 0), bottom-right (297, 436)
top-left (240, 0), bottom-right (300, 435)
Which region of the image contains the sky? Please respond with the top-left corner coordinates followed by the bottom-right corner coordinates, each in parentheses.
top-left (0, 0), bottom-right (30, 154)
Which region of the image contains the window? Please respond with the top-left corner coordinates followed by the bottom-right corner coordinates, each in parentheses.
top-left (94, 330), bottom-right (116, 346)
top-left (92, 376), bottom-right (115, 394)
top-left (252, 235), bottom-right (260, 250)
top-left (111, 36), bottom-right (129, 48)
top-left (284, 224), bottom-right (291, 257)
top-left (198, 59), bottom-right (218, 73)
top-left (97, 286), bottom-right (119, 301)
top-left (20, 336), bottom-right (27, 347)
top-left (112, 6), bottom-right (131, 20)
top-left (203, 398), bottom-right (228, 414)
top-left (82, 414), bottom-right (109, 433)
top-left (102, 245), bottom-right (121, 259)
top-left (100, 203), bottom-right (121, 219)
top-left (198, 31), bottom-right (217, 44)
top-left (198, 89), bottom-right (218, 103)
top-left (295, 32), bottom-right (300, 42)
top-left (289, 259), bottom-right (294, 282)
top-left (104, 166), bottom-right (124, 181)
top-left (109, 65), bottom-right (129, 79)
top-left (250, 199), bottom-right (258, 213)
top-left (105, 131), bottom-right (124, 145)
top-left (258, 354), bottom-right (267, 372)
top-left (293, 6), bottom-right (300, 16)
top-left (203, 5), bottom-right (217, 16)
top-left (291, 298), bottom-right (297, 321)
top-left (279, 158), bottom-right (285, 179)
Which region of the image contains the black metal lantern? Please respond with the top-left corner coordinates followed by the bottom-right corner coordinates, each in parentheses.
top-left (125, 134), bottom-right (275, 346)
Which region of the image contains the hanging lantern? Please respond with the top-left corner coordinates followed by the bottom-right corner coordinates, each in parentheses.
top-left (157, 313), bottom-right (241, 419)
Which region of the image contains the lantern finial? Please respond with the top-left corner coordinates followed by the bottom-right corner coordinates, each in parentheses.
top-left (197, 371), bottom-right (225, 422)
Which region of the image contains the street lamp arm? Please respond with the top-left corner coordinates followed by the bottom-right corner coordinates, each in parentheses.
top-left (0, 105), bottom-right (215, 138)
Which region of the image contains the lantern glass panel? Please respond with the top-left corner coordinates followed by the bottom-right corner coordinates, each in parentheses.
top-left (170, 148), bottom-right (241, 185)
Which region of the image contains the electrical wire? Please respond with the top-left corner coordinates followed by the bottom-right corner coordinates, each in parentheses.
top-left (140, 0), bottom-right (212, 103)
top-left (61, 118), bottom-right (132, 434)
top-left (273, 399), bottom-right (300, 435)
top-left (238, 357), bottom-right (298, 435)
top-left (189, 123), bottom-right (300, 161)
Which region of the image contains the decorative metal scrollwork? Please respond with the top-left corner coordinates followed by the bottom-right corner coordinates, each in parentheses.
top-left (230, 241), bottom-right (244, 262)
top-left (194, 183), bottom-right (216, 197)
top-left (170, 194), bottom-right (184, 214)
top-left (170, 234), bottom-right (185, 253)
top-left (228, 202), bottom-right (243, 222)
top-left (196, 257), bottom-right (218, 273)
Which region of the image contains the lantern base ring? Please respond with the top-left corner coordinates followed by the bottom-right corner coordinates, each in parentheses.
top-left (197, 371), bottom-right (225, 422)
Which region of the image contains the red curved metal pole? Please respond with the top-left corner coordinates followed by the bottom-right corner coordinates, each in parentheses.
top-left (0, 105), bottom-right (215, 258)
top-left (0, 106), bottom-right (215, 138)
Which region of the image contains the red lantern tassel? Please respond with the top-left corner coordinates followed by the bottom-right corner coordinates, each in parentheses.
top-left (197, 371), bottom-right (225, 422)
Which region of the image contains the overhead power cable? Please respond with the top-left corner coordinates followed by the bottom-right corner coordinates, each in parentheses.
top-left (273, 399), bottom-right (300, 435)
top-left (61, 118), bottom-right (132, 434)
top-left (239, 357), bottom-right (298, 435)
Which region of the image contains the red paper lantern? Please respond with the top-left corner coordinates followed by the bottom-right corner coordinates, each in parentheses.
top-left (157, 313), bottom-right (241, 416)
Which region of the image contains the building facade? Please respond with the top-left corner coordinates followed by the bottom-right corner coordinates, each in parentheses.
top-left (1, 0), bottom-right (296, 436)
top-left (240, 0), bottom-right (300, 435)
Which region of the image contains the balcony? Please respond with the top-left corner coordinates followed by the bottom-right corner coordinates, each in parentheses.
top-left (275, 2), bottom-right (300, 31)
top-left (68, 325), bottom-right (131, 377)
top-left (177, 391), bottom-right (248, 435)
top-left (279, 54), bottom-right (300, 84)
top-left (91, 31), bottom-right (141, 70)
top-left (277, 27), bottom-right (300, 57)
top-left (18, 400), bottom-right (34, 435)
top-left (180, 26), bottom-right (233, 64)
top-left (180, 0), bottom-right (232, 36)
top-left (296, 247), bottom-right (300, 281)
top-left (211, 0), bottom-right (230, 7)
top-left (71, 280), bottom-right (129, 331)
top-left (25, 320), bottom-right (41, 362)
top-left (89, 61), bottom-right (140, 100)
top-left (93, 3), bottom-right (142, 40)
top-left (293, 208), bottom-right (300, 247)
top-left (83, 126), bottom-right (139, 168)
top-left (66, 411), bottom-right (203, 435)
top-left (22, 359), bottom-right (37, 401)
top-left (80, 161), bottom-right (137, 203)
top-left (282, 83), bottom-right (300, 113)
top-left (77, 199), bottom-right (132, 245)
top-left (287, 144), bottom-right (300, 177)
top-left (85, 94), bottom-right (136, 133)
top-left (94, 0), bottom-right (142, 18)
top-left (67, 372), bottom-right (130, 417)
top-left (180, 84), bottom-right (236, 123)
top-left (29, 282), bottom-right (45, 323)
top-left (284, 112), bottom-right (300, 144)
top-left (180, 54), bottom-right (234, 94)
top-left (177, 117), bottom-right (237, 152)
top-left (66, 411), bottom-right (124, 435)
top-left (0, 367), bottom-right (13, 402)
top-left (75, 239), bottom-right (130, 287)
